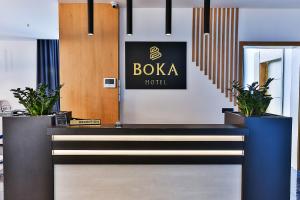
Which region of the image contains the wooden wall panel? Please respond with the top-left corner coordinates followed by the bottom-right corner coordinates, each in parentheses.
top-left (192, 8), bottom-right (239, 104)
top-left (200, 8), bottom-right (204, 71)
top-left (208, 9), bottom-right (213, 80)
top-left (234, 9), bottom-right (239, 105)
top-left (59, 3), bottom-right (119, 124)
top-left (192, 8), bottom-right (196, 62)
top-left (196, 8), bottom-right (200, 66)
top-left (217, 8), bottom-right (221, 89)
top-left (221, 8), bottom-right (226, 94)
top-left (225, 8), bottom-right (230, 98)
top-left (212, 8), bottom-right (217, 84)
top-left (230, 8), bottom-right (235, 102)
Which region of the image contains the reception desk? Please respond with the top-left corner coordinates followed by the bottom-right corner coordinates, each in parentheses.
top-left (3, 117), bottom-right (291, 200)
top-left (48, 124), bottom-right (247, 200)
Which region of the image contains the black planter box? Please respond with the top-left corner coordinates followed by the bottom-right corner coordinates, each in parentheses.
top-left (225, 112), bottom-right (292, 200)
top-left (3, 116), bottom-right (54, 200)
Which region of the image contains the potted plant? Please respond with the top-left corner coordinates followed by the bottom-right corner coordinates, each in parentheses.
top-left (10, 84), bottom-right (61, 116)
top-left (232, 78), bottom-right (274, 117)
top-left (3, 84), bottom-right (62, 200)
top-left (225, 79), bottom-right (292, 200)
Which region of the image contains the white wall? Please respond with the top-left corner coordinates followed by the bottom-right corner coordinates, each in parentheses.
top-left (120, 8), bottom-right (300, 124)
top-left (0, 0), bottom-right (59, 39)
top-left (284, 48), bottom-right (300, 169)
top-left (243, 48), bottom-right (259, 86)
top-left (259, 49), bottom-right (283, 63)
top-left (283, 49), bottom-right (293, 117)
top-left (120, 8), bottom-right (235, 124)
top-left (239, 9), bottom-right (300, 41)
top-left (0, 39), bottom-right (37, 134)
top-left (290, 48), bottom-right (300, 170)
top-left (0, 39), bottom-right (37, 109)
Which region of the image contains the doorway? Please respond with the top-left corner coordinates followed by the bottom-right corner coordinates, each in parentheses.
top-left (59, 4), bottom-right (119, 124)
top-left (240, 42), bottom-right (300, 170)
top-left (243, 48), bottom-right (284, 115)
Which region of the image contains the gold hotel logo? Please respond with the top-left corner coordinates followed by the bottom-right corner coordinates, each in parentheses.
top-left (133, 46), bottom-right (179, 77)
top-left (150, 46), bottom-right (162, 61)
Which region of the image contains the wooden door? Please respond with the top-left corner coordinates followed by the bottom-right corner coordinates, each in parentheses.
top-left (59, 3), bottom-right (119, 124)
top-left (259, 62), bottom-right (269, 85)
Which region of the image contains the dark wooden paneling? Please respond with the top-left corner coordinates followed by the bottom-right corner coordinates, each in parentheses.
top-left (53, 155), bottom-right (244, 165)
top-left (3, 116), bottom-right (54, 200)
top-left (53, 141), bottom-right (245, 150)
top-left (48, 124), bottom-right (248, 135)
top-left (240, 41), bottom-right (300, 46)
top-left (50, 125), bottom-right (247, 164)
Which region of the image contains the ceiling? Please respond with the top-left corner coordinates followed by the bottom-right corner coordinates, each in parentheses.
top-left (1, 0), bottom-right (300, 39)
top-left (0, 0), bottom-right (58, 39)
top-left (60, 0), bottom-right (300, 8)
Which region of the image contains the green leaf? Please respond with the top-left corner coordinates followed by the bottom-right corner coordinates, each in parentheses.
top-left (231, 78), bottom-right (274, 116)
top-left (10, 84), bottom-right (63, 116)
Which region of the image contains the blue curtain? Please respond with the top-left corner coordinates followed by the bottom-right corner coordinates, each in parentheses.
top-left (37, 40), bottom-right (60, 112)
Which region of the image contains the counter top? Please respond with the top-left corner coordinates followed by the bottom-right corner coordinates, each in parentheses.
top-left (48, 124), bottom-right (248, 136)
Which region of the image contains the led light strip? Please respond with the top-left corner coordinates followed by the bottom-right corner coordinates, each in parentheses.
top-left (52, 150), bottom-right (244, 156)
top-left (52, 135), bottom-right (244, 142)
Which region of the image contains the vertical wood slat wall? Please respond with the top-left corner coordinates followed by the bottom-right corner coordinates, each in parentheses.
top-left (192, 8), bottom-right (239, 104)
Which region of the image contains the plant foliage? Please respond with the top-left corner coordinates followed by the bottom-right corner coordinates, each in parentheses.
top-left (231, 78), bottom-right (274, 117)
top-left (11, 84), bottom-right (62, 116)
